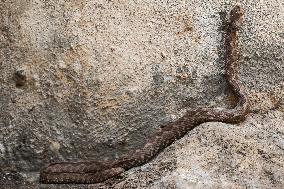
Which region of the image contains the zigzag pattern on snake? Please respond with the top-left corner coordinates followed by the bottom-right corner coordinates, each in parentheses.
top-left (40, 5), bottom-right (250, 184)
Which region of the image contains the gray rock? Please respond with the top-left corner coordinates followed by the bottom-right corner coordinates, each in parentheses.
top-left (0, 0), bottom-right (283, 188)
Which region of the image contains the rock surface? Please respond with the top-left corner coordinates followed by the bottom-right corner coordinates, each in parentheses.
top-left (0, 0), bottom-right (283, 188)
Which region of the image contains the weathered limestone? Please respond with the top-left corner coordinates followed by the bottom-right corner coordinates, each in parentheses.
top-left (0, 0), bottom-right (283, 188)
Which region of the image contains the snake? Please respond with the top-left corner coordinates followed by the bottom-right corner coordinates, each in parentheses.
top-left (40, 5), bottom-right (249, 184)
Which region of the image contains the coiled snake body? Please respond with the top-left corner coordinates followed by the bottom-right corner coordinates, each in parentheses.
top-left (40, 6), bottom-right (249, 184)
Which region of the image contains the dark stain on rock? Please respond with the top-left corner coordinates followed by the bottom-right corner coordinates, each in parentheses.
top-left (14, 69), bottom-right (27, 87)
top-left (0, 171), bottom-right (25, 186)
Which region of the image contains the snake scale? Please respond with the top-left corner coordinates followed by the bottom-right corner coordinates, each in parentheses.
top-left (40, 6), bottom-right (250, 184)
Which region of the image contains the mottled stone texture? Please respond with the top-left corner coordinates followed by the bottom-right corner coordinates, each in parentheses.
top-left (0, 0), bottom-right (283, 188)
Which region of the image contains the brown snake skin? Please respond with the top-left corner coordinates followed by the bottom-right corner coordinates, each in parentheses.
top-left (40, 6), bottom-right (249, 184)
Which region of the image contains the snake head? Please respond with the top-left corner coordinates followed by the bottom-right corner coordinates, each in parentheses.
top-left (229, 5), bottom-right (244, 30)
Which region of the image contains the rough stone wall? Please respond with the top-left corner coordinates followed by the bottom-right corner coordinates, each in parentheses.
top-left (0, 0), bottom-right (283, 188)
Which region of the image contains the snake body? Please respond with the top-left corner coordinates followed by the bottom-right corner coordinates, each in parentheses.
top-left (40, 6), bottom-right (249, 184)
